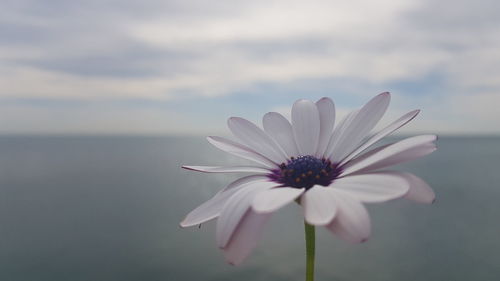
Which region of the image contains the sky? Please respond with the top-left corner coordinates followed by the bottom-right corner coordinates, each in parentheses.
top-left (1, 0), bottom-right (499, 135)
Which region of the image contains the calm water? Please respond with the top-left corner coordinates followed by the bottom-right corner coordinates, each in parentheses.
top-left (0, 136), bottom-right (499, 281)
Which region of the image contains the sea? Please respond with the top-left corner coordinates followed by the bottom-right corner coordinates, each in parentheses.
top-left (0, 136), bottom-right (499, 281)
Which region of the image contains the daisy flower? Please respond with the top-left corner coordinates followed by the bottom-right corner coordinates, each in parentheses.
top-left (180, 92), bottom-right (436, 268)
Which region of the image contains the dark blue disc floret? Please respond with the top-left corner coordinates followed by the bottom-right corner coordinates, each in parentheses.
top-left (268, 155), bottom-right (341, 189)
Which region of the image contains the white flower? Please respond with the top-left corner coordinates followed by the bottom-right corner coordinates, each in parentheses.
top-left (181, 92), bottom-right (436, 265)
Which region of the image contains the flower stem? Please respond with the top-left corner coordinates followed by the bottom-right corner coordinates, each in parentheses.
top-left (304, 221), bottom-right (315, 281)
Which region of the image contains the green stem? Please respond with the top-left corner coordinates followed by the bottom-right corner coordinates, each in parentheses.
top-left (304, 221), bottom-right (315, 281)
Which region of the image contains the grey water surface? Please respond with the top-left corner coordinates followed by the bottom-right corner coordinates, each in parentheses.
top-left (0, 136), bottom-right (499, 281)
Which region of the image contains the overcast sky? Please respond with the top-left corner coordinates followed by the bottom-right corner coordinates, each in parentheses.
top-left (1, 0), bottom-right (499, 135)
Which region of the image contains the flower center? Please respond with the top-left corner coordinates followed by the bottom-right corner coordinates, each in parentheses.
top-left (268, 155), bottom-right (341, 189)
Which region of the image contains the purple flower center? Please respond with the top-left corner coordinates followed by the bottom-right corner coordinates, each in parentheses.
top-left (268, 155), bottom-right (341, 189)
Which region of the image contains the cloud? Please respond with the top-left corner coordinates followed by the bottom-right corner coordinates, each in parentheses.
top-left (0, 0), bottom-right (499, 134)
top-left (0, 101), bottom-right (224, 135)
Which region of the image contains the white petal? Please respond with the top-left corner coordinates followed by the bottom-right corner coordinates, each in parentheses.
top-left (332, 172), bottom-right (410, 203)
top-left (207, 136), bottom-right (277, 168)
top-left (315, 97), bottom-right (336, 157)
top-left (326, 191), bottom-right (371, 243)
top-left (182, 165), bottom-right (270, 174)
top-left (180, 176), bottom-right (266, 227)
top-left (341, 143), bottom-right (392, 168)
top-left (324, 109), bottom-right (359, 159)
top-left (301, 186), bottom-right (337, 225)
top-left (292, 99), bottom-right (320, 156)
top-left (220, 175), bottom-right (269, 193)
top-left (400, 172), bottom-right (436, 204)
top-left (341, 135), bottom-right (437, 175)
top-left (216, 181), bottom-right (277, 248)
top-left (263, 112), bottom-right (299, 157)
top-left (228, 117), bottom-right (287, 163)
top-left (360, 143), bottom-right (436, 171)
top-left (329, 92), bottom-right (391, 163)
top-left (339, 110), bottom-right (420, 165)
top-left (252, 187), bottom-right (305, 213)
top-left (223, 210), bottom-right (271, 265)
top-left (180, 199), bottom-right (222, 228)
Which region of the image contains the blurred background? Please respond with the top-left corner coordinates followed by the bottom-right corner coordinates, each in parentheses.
top-left (1, 0), bottom-right (499, 280)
